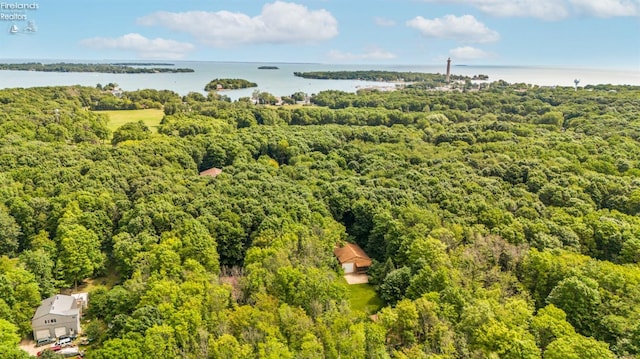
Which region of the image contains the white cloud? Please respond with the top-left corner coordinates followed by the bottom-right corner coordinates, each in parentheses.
top-left (449, 46), bottom-right (493, 60)
top-left (328, 47), bottom-right (397, 61)
top-left (406, 15), bottom-right (499, 43)
top-left (570, 0), bottom-right (639, 17)
top-left (471, 0), bottom-right (569, 20)
top-left (137, 1), bottom-right (338, 47)
top-left (80, 33), bottom-right (195, 59)
top-left (374, 17), bottom-right (396, 27)
top-left (418, 0), bottom-right (639, 20)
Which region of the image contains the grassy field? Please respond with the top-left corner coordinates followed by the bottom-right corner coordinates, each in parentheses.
top-left (347, 283), bottom-right (384, 314)
top-left (94, 109), bottom-right (165, 134)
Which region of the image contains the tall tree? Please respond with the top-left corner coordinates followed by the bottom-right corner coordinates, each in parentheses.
top-left (56, 223), bottom-right (105, 288)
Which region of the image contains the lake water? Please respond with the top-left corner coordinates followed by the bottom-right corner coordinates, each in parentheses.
top-left (1, 61), bottom-right (638, 100)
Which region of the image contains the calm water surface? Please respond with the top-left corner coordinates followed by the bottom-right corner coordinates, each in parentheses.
top-left (1, 61), bottom-right (638, 100)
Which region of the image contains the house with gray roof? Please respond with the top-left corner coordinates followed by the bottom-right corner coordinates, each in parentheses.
top-left (31, 294), bottom-right (84, 341)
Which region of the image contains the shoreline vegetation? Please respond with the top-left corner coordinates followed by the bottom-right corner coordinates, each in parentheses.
top-left (293, 70), bottom-right (489, 89)
top-left (110, 63), bottom-right (175, 66)
top-left (294, 70), bottom-right (455, 82)
top-left (0, 62), bottom-right (195, 73)
top-left (294, 70), bottom-right (489, 83)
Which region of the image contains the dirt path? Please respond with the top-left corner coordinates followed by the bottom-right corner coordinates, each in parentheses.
top-left (19, 339), bottom-right (42, 356)
top-left (344, 273), bottom-right (369, 284)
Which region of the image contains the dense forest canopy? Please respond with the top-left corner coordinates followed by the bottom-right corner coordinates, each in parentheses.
top-left (0, 80), bottom-right (639, 359)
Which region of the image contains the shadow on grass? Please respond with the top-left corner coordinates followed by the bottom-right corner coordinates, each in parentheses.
top-left (348, 283), bottom-right (384, 314)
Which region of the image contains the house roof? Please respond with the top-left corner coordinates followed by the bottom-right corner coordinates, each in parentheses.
top-left (334, 243), bottom-right (372, 268)
top-left (199, 167), bottom-right (223, 178)
top-left (71, 292), bottom-right (88, 302)
top-left (71, 292), bottom-right (88, 306)
top-left (32, 295), bottom-right (79, 319)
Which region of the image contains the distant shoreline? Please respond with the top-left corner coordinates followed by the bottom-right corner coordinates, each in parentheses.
top-left (111, 63), bottom-right (176, 66)
top-left (0, 62), bottom-right (637, 99)
top-left (0, 58), bottom-right (636, 72)
top-left (0, 62), bottom-right (194, 73)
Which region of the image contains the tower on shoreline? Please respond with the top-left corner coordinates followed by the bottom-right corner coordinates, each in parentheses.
top-left (446, 57), bottom-right (451, 84)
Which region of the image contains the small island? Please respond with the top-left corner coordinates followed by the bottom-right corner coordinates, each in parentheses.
top-left (0, 62), bottom-right (194, 73)
top-left (258, 66), bottom-right (279, 70)
top-left (204, 78), bottom-right (258, 91)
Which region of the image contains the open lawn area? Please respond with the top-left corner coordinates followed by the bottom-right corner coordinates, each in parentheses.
top-left (94, 109), bottom-right (164, 134)
top-left (60, 269), bottom-right (120, 295)
top-left (347, 283), bottom-right (384, 314)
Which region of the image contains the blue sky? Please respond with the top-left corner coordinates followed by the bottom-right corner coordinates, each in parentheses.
top-left (2, 0), bottom-right (639, 69)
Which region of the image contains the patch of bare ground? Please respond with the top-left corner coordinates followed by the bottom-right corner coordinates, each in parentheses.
top-left (19, 339), bottom-right (41, 357)
top-left (219, 266), bottom-right (245, 302)
top-left (344, 273), bottom-right (369, 284)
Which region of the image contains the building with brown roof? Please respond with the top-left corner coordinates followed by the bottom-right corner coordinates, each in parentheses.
top-left (199, 167), bottom-right (222, 178)
top-left (334, 243), bottom-right (372, 274)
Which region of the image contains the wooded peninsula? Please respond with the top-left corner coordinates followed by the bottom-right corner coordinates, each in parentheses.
top-left (0, 79), bottom-right (638, 359)
top-left (204, 78), bottom-right (258, 91)
top-left (293, 70), bottom-right (473, 83)
top-left (0, 63), bottom-right (195, 73)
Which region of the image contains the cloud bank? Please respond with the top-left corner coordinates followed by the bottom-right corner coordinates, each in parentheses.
top-left (419, 0), bottom-right (639, 20)
top-left (449, 46), bottom-right (493, 60)
top-left (407, 15), bottom-right (500, 43)
top-left (80, 33), bottom-right (195, 59)
top-left (137, 1), bottom-right (338, 47)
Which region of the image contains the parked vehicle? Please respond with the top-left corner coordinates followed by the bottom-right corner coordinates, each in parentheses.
top-left (57, 347), bottom-right (80, 357)
top-left (35, 338), bottom-right (54, 347)
top-left (55, 336), bottom-right (72, 347)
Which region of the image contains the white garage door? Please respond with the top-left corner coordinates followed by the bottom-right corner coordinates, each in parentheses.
top-left (35, 329), bottom-right (50, 340)
top-left (54, 327), bottom-right (66, 338)
top-left (342, 262), bottom-right (355, 273)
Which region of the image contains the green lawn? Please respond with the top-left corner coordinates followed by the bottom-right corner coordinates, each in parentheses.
top-left (347, 283), bottom-right (384, 314)
top-left (94, 109), bottom-right (165, 134)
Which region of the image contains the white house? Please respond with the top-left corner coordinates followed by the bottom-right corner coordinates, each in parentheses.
top-left (31, 294), bottom-right (85, 341)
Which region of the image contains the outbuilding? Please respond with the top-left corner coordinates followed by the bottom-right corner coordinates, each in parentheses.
top-left (199, 167), bottom-right (223, 178)
top-left (334, 243), bottom-right (372, 274)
